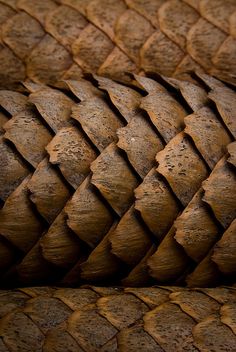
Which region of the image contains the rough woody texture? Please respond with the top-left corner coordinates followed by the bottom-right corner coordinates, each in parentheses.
top-left (0, 73), bottom-right (236, 288)
top-left (0, 286), bottom-right (236, 352)
top-left (0, 0), bottom-right (236, 90)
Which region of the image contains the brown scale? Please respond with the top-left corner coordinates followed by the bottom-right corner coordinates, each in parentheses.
top-left (158, 0), bottom-right (200, 50)
top-left (148, 225), bottom-right (190, 283)
top-left (187, 18), bottom-right (227, 71)
top-left (230, 11), bottom-right (236, 37)
top-left (156, 131), bottom-right (209, 206)
top-left (2, 12), bottom-right (45, 59)
top-left (0, 241), bottom-right (14, 274)
top-left (98, 47), bottom-right (138, 83)
top-left (0, 176), bottom-right (44, 253)
top-left (122, 245), bottom-right (157, 286)
top-left (16, 241), bottom-right (61, 284)
top-left (117, 113), bottom-right (164, 178)
top-left (202, 156), bottom-right (236, 229)
top-left (86, 0), bottom-right (127, 41)
top-left (0, 90), bottom-right (30, 114)
top-left (65, 175), bottom-right (114, 248)
top-left (28, 86), bottom-right (74, 132)
top-left (141, 30), bottom-right (185, 76)
top-left (208, 87), bottom-right (236, 139)
top-left (0, 136), bottom-right (30, 201)
top-left (17, 0), bottom-right (58, 25)
top-left (90, 142), bottom-right (139, 216)
top-left (45, 5), bottom-right (88, 50)
top-left (184, 106), bottom-right (232, 169)
top-left (79, 223), bottom-right (123, 282)
top-left (135, 168), bottom-right (180, 239)
top-left (125, 0), bottom-right (165, 28)
top-left (228, 141), bottom-right (236, 167)
top-left (117, 323), bottom-right (164, 352)
top-left (161, 77), bottom-right (209, 111)
top-left (186, 249), bottom-right (222, 287)
top-left (72, 24), bottom-right (114, 72)
top-left (72, 96), bottom-right (123, 152)
top-left (27, 34), bottom-right (74, 85)
top-left (0, 52), bottom-right (24, 90)
top-left (193, 314), bottom-right (236, 351)
top-left (27, 158), bottom-right (71, 224)
top-left (40, 210), bottom-right (82, 269)
top-left (200, 0), bottom-right (236, 33)
top-left (109, 206), bottom-right (153, 266)
top-left (169, 289), bottom-right (220, 321)
top-left (140, 83), bottom-right (187, 143)
top-left (174, 189), bottom-right (220, 263)
top-left (221, 303), bottom-right (236, 334)
top-left (200, 286), bottom-right (236, 304)
top-left (212, 218), bottom-right (236, 276)
top-left (97, 293), bottom-right (149, 329)
top-left (0, 112), bottom-right (8, 134)
top-left (144, 301), bottom-right (197, 351)
top-left (4, 109), bottom-right (52, 168)
top-left (46, 126), bottom-right (97, 189)
top-left (115, 9), bottom-right (155, 65)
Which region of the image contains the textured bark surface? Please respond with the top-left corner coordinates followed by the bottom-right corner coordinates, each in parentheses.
top-left (0, 73), bottom-right (235, 288)
top-left (0, 286), bottom-right (236, 352)
top-left (0, 0), bottom-right (236, 90)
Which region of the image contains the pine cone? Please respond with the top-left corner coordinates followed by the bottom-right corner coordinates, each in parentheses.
top-left (0, 285), bottom-right (236, 351)
top-left (0, 0), bottom-right (236, 90)
top-left (0, 73), bottom-right (235, 288)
